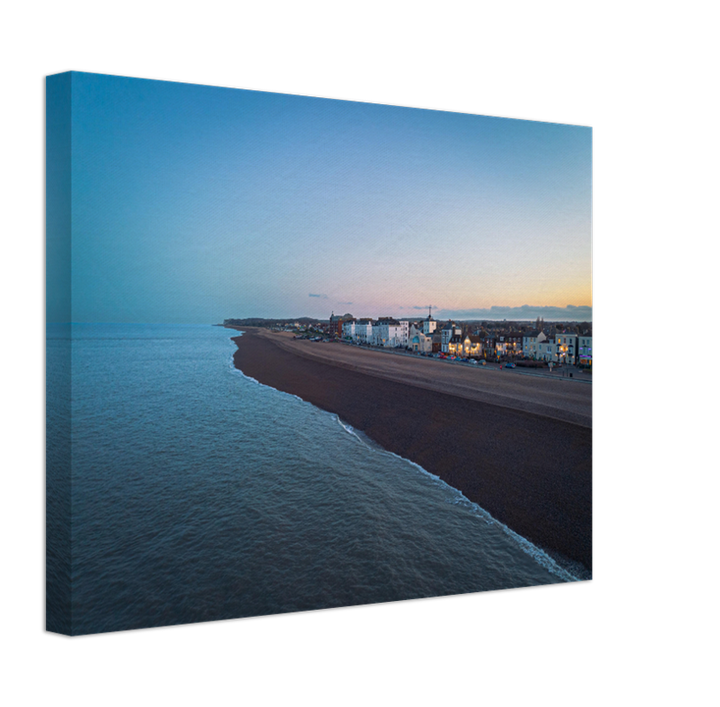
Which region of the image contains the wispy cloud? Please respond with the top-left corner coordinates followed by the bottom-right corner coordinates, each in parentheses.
top-left (309, 293), bottom-right (328, 299)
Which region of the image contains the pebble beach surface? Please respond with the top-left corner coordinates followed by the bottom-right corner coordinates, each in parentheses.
top-left (230, 327), bottom-right (593, 574)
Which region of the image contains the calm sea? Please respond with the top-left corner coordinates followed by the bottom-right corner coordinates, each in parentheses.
top-left (47, 323), bottom-right (571, 635)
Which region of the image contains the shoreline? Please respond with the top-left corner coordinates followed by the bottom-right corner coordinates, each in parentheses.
top-left (229, 327), bottom-right (592, 574)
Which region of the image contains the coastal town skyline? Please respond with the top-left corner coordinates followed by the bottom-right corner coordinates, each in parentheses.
top-left (48, 73), bottom-right (591, 325)
top-left (229, 303), bottom-right (593, 324)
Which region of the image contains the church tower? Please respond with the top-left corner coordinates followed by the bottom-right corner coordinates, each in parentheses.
top-left (423, 304), bottom-right (437, 335)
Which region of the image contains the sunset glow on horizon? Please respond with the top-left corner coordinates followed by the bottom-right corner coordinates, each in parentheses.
top-left (49, 72), bottom-right (591, 324)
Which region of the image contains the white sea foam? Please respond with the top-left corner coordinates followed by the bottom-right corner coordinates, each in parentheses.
top-left (458, 500), bottom-right (580, 582)
top-left (334, 418), bottom-right (370, 445)
top-left (229, 334), bottom-right (581, 584)
top-left (229, 360), bottom-right (261, 385)
top-left (66, 323), bottom-right (587, 635)
top-left (227, 352), bottom-right (312, 407)
top-left (332, 413), bottom-right (579, 583)
top-left (445, 488), bottom-right (580, 581)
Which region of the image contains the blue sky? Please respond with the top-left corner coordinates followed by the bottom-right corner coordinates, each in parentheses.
top-left (49, 72), bottom-right (591, 323)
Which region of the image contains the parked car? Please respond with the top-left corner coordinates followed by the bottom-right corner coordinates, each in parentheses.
top-left (504, 362), bottom-right (516, 368)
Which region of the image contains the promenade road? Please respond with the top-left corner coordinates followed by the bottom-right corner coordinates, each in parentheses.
top-left (259, 331), bottom-right (592, 429)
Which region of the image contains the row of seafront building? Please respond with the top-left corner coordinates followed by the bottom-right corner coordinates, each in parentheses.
top-left (332, 313), bottom-right (592, 366)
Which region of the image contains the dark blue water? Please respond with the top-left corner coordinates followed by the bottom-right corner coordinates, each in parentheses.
top-left (47, 323), bottom-right (570, 635)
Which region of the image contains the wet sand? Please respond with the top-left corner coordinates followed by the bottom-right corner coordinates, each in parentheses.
top-left (229, 327), bottom-right (592, 574)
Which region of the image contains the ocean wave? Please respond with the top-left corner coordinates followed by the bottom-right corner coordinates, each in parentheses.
top-left (444, 490), bottom-right (580, 582)
top-left (335, 418), bottom-right (363, 442)
top-left (332, 413), bottom-right (579, 583)
top-left (459, 502), bottom-right (580, 582)
top-left (227, 356), bottom-right (313, 409)
top-left (228, 337), bottom-right (580, 584)
top-left (333, 417), bottom-right (387, 451)
top-left (229, 360), bottom-right (261, 385)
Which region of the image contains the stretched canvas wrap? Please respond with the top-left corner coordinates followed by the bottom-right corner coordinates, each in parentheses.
top-left (46, 71), bottom-right (592, 636)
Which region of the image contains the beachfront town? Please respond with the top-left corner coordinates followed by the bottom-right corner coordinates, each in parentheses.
top-left (225, 310), bottom-right (592, 367)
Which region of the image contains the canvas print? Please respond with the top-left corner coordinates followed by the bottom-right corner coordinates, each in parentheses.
top-left (46, 72), bottom-right (592, 636)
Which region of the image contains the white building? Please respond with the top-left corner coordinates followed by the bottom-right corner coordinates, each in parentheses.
top-left (353, 318), bottom-right (373, 343)
top-left (555, 333), bottom-right (578, 364)
top-left (539, 338), bottom-right (557, 362)
top-left (578, 335), bottom-right (592, 365)
top-left (341, 319), bottom-right (356, 339)
top-left (372, 318), bottom-right (408, 347)
top-left (409, 324), bottom-right (432, 353)
top-left (523, 330), bottom-right (547, 359)
top-left (422, 315), bottom-right (437, 336)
